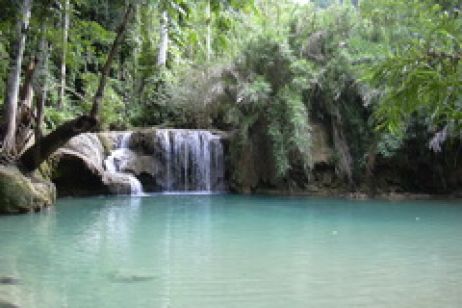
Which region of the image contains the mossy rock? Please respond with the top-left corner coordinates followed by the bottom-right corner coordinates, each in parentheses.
top-left (0, 165), bottom-right (56, 214)
top-left (38, 160), bottom-right (53, 181)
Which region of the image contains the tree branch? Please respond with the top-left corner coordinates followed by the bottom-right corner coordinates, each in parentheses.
top-left (90, 3), bottom-right (134, 119)
top-left (19, 3), bottom-right (135, 172)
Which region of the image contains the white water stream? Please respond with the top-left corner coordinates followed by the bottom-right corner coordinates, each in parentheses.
top-left (104, 133), bottom-right (144, 195)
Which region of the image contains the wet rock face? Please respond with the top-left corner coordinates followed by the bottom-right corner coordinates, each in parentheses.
top-left (127, 130), bottom-right (156, 155)
top-left (229, 120), bottom-right (340, 193)
top-left (0, 166), bottom-right (56, 214)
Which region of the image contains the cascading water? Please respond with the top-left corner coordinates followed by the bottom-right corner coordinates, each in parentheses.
top-left (155, 129), bottom-right (225, 192)
top-left (104, 133), bottom-right (144, 195)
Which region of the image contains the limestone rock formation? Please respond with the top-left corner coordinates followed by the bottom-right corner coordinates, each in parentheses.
top-left (0, 165), bottom-right (56, 214)
top-left (51, 132), bottom-right (135, 196)
top-left (49, 128), bottom-right (228, 196)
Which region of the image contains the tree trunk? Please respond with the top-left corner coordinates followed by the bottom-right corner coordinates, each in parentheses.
top-left (157, 11), bottom-right (169, 67)
top-left (16, 57), bottom-right (38, 154)
top-left (58, 0), bottom-right (70, 110)
top-left (205, 0), bottom-right (212, 62)
top-left (21, 3), bottom-right (134, 172)
top-left (20, 58), bottom-right (38, 109)
top-left (90, 4), bottom-right (134, 118)
top-left (2, 0), bottom-right (33, 155)
top-left (20, 115), bottom-right (98, 171)
top-left (35, 24), bottom-right (51, 141)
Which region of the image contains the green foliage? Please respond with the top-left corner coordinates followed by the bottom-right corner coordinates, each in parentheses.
top-left (130, 69), bottom-right (181, 127)
top-left (67, 19), bottom-right (115, 74)
top-left (361, 0), bottom-right (462, 139)
top-left (1, 0), bottom-right (461, 190)
top-left (80, 73), bottom-right (126, 129)
top-left (229, 36), bottom-right (312, 177)
top-left (44, 108), bottom-right (75, 131)
top-left (376, 132), bottom-right (403, 158)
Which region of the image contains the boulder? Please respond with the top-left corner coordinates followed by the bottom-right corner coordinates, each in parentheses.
top-left (124, 155), bottom-right (159, 176)
top-left (52, 133), bottom-right (109, 196)
top-left (52, 132), bottom-right (150, 196)
top-left (0, 165), bottom-right (56, 214)
top-left (102, 172), bottom-right (133, 195)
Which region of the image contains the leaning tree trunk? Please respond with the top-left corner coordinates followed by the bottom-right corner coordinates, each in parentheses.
top-left (2, 0), bottom-right (33, 155)
top-left (58, 0), bottom-right (70, 110)
top-left (20, 3), bottom-right (134, 172)
top-left (90, 4), bottom-right (134, 118)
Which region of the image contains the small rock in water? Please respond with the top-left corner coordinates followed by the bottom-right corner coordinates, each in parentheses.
top-left (108, 271), bottom-right (156, 283)
top-left (0, 277), bottom-right (20, 285)
top-left (0, 299), bottom-right (20, 308)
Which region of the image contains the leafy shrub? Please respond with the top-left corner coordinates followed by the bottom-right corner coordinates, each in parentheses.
top-left (226, 35), bottom-right (313, 177)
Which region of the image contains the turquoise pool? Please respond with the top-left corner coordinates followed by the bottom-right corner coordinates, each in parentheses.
top-left (1, 194), bottom-right (461, 307)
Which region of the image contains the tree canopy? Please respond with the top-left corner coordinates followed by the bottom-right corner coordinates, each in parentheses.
top-left (0, 0), bottom-right (460, 187)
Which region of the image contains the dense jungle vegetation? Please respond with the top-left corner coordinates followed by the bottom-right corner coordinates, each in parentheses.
top-left (0, 0), bottom-right (461, 194)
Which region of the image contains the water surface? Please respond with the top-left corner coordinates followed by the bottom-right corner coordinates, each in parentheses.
top-left (1, 195), bottom-right (462, 307)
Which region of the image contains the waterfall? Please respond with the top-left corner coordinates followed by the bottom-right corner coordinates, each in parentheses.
top-left (104, 133), bottom-right (144, 196)
top-left (155, 129), bottom-right (225, 192)
top-left (102, 129), bottom-right (225, 195)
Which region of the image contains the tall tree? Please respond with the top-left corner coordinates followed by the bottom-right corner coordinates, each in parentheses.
top-left (157, 10), bottom-right (169, 66)
top-left (20, 2), bottom-right (135, 171)
top-left (205, 0), bottom-right (212, 61)
top-left (58, 0), bottom-right (70, 110)
top-left (2, 0), bottom-right (33, 155)
top-left (35, 26), bottom-right (50, 141)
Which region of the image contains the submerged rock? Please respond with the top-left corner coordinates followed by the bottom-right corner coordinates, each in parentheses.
top-left (108, 271), bottom-right (156, 283)
top-left (0, 165), bottom-right (56, 214)
top-left (0, 299), bottom-right (20, 308)
top-left (0, 277), bottom-right (20, 285)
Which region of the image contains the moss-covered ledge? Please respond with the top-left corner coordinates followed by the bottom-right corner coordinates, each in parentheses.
top-left (0, 165), bottom-right (56, 214)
